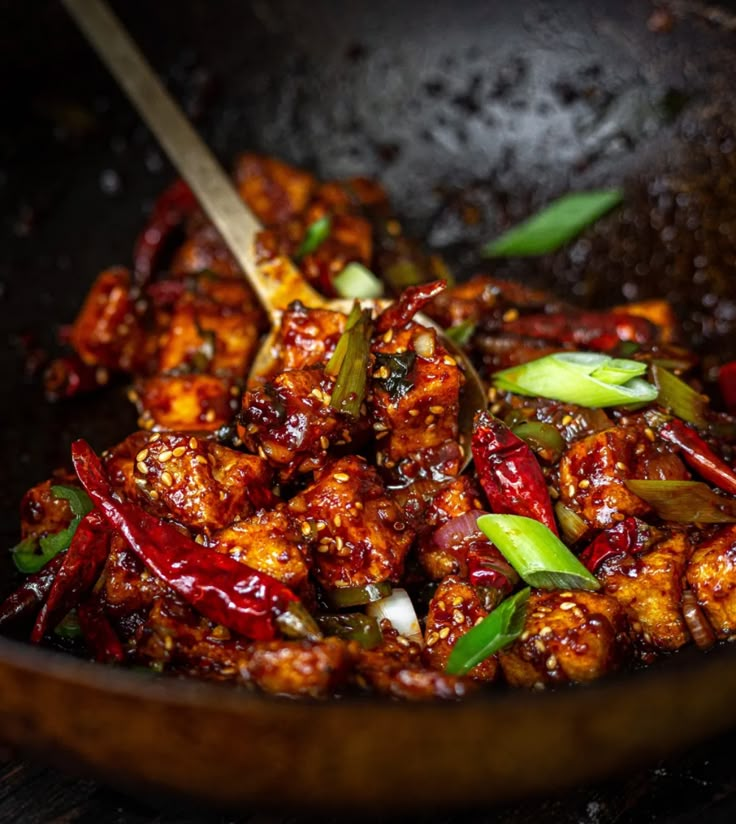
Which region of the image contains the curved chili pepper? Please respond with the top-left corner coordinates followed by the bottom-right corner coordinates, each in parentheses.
top-left (719, 361), bottom-right (736, 415)
top-left (77, 595), bottom-right (125, 664)
top-left (471, 411), bottom-right (558, 535)
top-left (133, 178), bottom-right (198, 282)
top-left (657, 418), bottom-right (736, 496)
top-left (579, 517), bottom-right (659, 574)
top-left (503, 311), bottom-right (655, 351)
top-left (375, 280), bottom-right (446, 334)
top-left (0, 555), bottom-right (64, 630)
top-left (31, 511), bottom-right (110, 643)
top-left (71, 439), bottom-right (319, 642)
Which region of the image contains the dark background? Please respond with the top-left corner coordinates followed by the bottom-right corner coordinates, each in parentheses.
top-left (3, 0), bottom-right (736, 820)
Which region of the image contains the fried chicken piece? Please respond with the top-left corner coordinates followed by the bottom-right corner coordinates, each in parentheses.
top-left (129, 432), bottom-right (273, 533)
top-left (268, 303), bottom-right (347, 373)
top-left (558, 424), bottom-right (689, 530)
top-left (19, 475), bottom-right (77, 543)
top-left (211, 506), bottom-right (310, 589)
top-left (596, 530), bottom-right (693, 651)
top-left (499, 589), bottom-right (632, 688)
top-left (424, 578), bottom-right (498, 682)
top-left (133, 374), bottom-right (241, 431)
top-left (368, 322), bottom-right (463, 481)
top-left (170, 221), bottom-right (241, 279)
top-left (233, 153), bottom-right (316, 225)
top-left (686, 524), bottom-right (736, 639)
top-left (287, 456), bottom-right (414, 590)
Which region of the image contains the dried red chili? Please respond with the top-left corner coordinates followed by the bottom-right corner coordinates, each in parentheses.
top-left (77, 595), bottom-right (125, 664)
top-left (657, 418), bottom-right (736, 496)
top-left (0, 555), bottom-right (64, 630)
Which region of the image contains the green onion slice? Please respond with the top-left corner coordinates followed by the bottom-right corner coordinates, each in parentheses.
top-left (445, 319), bottom-right (476, 347)
top-left (511, 421), bottom-right (565, 463)
top-left (325, 304), bottom-right (373, 417)
top-left (482, 189), bottom-right (624, 257)
top-left (317, 613), bottom-right (382, 649)
top-left (333, 262), bottom-right (385, 299)
top-left (477, 514), bottom-right (601, 591)
top-left (324, 581), bottom-right (392, 609)
top-left (494, 352), bottom-right (658, 408)
top-left (445, 587), bottom-right (530, 676)
top-left (650, 364), bottom-right (708, 428)
top-left (294, 215), bottom-right (331, 261)
top-left (554, 502), bottom-right (589, 545)
top-left (54, 610), bottom-right (83, 640)
top-left (11, 485), bottom-right (93, 573)
top-left (625, 480), bottom-right (736, 523)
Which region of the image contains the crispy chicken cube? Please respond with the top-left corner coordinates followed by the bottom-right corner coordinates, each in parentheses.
top-left (131, 432), bottom-right (274, 532)
top-left (170, 221), bottom-right (241, 279)
top-left (687, 525), bottom-right (736, 639)
top-left (19, 475), bottom-right (77, 542)
top-left (287, 456), bottom-right (414, 590)
top-left (69, 267), bottom-right (146, 371)
top-left (425, 578), bottom-right (498, 681)
top-left (499, 589), bottom-right (632, 688)
top-left (133, 374), bottom-right (240, 431)
top-left (211, 506), bottom-right (310, 589)
top-left (233, 153), bottom-right (316, 225)
top-left (269, 303), bottom-right (347, 373)
top-left (369, 323), bottom-right (463, 480)
top-left (558, 425), bottom-right (689, 530)
top-left (102, 533), bottom-right (166, 619)
top-left (239, 368), bottom-right (349, 481)
top-left (597, 530), bottom-right (692, 651)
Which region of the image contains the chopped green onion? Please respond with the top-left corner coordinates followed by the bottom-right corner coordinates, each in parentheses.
top-left (651, 364), bottom-right (708, 428)
top-left (554, 502), bottom-right (589, 545)
top-left (445, 319), bottom-right (476, 347)
top-left (445, 587), bottom-right (530, 676)
top-left (54, 610), bottom-right (83, 640)
top-left (625, 480), bottom-right (736, 523)
top-left (384, 259), bottom-right (424, 290)
top-left (325, 581), bottom-right (392, 609)
top-left (494, 352), bottom-right (658, 408)
top-left (511, 421), bottom-right (565, 463)
top-left (482, 189), bottom-right (624, 257)
top-left (333, 262), bottom-right (384, 299)
top-left (325, 304), bottom-right (373, 417)
top-left (10, 486), bottom-right (93, 573)
top-left (294, 215), bottom-right (331, 261)
top-left (477, 514), bottom-right (601, 591)
top-left (317, 613), bottom-right (382, 649)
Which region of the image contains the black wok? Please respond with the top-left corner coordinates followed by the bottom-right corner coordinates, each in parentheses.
top-left (2, 0), bottom-right (736, 810)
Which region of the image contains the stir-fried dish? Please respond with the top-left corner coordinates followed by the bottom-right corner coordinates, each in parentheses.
top-left (5, 153), bottom-right (736, 700)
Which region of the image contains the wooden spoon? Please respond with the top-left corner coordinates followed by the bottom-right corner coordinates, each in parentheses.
top-left (62, 0), bottom-right (486, 468)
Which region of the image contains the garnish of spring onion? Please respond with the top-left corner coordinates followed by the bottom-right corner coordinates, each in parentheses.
top-left (445, 587), bottom-right (530, 676)
top-left (477, 514), bottom-right (601, 591)
top-left (445, 319), bottom-right (476, 346)
top-left (493, 352), bottom-right (658, 408)
top-left (11, 485), bottom-right (93, 573)
top-left (324, 581), bottom-right (392, 609)
top-left (325, 303), bottom-right (373, 417)
top-left (650, 363), bottom-right (708, 428)
top-left (333, 262), bottom-right (385, 299)
top-left (294, 214), bottom-right (331, 261)
top-left (482, 189), bottom-right (623, 257)
top-left (625, 479), bottom-right (736, 523)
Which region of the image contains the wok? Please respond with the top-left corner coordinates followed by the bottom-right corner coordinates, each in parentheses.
top-left (2, 0), bottom-right (736, 810)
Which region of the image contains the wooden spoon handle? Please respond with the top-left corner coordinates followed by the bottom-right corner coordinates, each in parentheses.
top-left (62, 0), bottom-right (325, 314)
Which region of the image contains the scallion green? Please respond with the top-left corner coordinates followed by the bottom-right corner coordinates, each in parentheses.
top-left (482, 189), bottom-right (624, 257)
top-left (294, 215), bottom-right (331, 261)
top-left (651, 364), bottom-right (708, 428)
top-left (325, 304), bottom-right (373, 417)
top-left (494, 352), bottom-right (658, 408)
top-left (333, 262), bottom-right (384, 299)
top-left (477, 514), bottom-right (601, 591)
top-left (445, 319), bottom-right (476, 347)
top-left (445, 587), bottom-right (530, 675)
top-left (625, 479), bottom-right (736, 523)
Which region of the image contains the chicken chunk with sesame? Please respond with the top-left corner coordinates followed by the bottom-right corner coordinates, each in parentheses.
top-left (132, 374), bottom-right (241, 431)
top-left (686, 525), bottom-right (736, 639)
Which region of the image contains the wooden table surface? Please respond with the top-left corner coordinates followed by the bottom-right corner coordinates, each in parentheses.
top-left (2, 725), bottom-right (736, 824)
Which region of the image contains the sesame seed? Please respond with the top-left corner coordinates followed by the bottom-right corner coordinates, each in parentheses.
top-left (425, 414), bottom-right (435, 425)
top-left (333, 473), bottom-right (349, 483)
top-left (452, 609), bottom-right (465, 625)
top-left (257, 447), bottom-right (267, 460)
top-left (136, 449), bottom-right (149, 462)
top-left (395, 635), bottom-right (410, 647)
top-left (164, 636), bottom-right (174, 651)
top-left (615, 461), bottom-right (628, 472)
top-left (438, 626), bottom-right (450, 640)
top-left (545, 655), bottom-right (558, 671)
top-left (316, 521), bottom-right (328, 531)
top-left (383, 329), bottom-right (394, 343)
top-left (644, 427), bottom-right (656, 442)
top-left (426, 632), bottom-right (439, 647)
top-left (520, 631), bottom-right (530, 641)
top-left (189, 437), bottom-right (198, 449)
top-left (430, 405), bottom-right (444, 415)
top-left (195, 455), bottom-right (208, 465)
top-left (355, 502), bottom-right (363, 510)
top-left (534, 639), bottom-right (546, 653)
top-left (612, 512), bottom-right (626, 522)
top-left (502, 308), bottom-right (519, 322)
top-left (246, 424), bottom-right (258, 434)
top-left (317, 544), bottom-right (329, 553)
top-left (158, 450), bottom-right (173, 462)
top-left (488, 387), bottom-right (498, 403)
top-left (204, 409), bottom-right (216, 422)
top-left (539, 626), bottom-right (553, 637)
top-left (408, 409), bottom-right (420, 417)
top-left (335, 536), bottom-right (344, 551)
top-left (560, 601), bottom-right (576, 610)
top-left (578, 479), bottom-right (591, 489)
top-left (561, 414), bottom-right (573, 426)
top-left (474, 616), bottom-right (484, 626)
top-left (161, 471), bottom-right (173, 487)
top-left (334, 515), bottom-right (342, 527)
top-left (172, 446), bottom-right (187, 458)
top-left (148, 490), bottom-right (159, 501)
top-left (443, 355), bottom-right (457, 366)
top-left (451, 596), bottom-right (463, 607)
top-left (136, 461), bottom-right (148, 474)
top-left (301, 522), bottom-right (312, 537)
top-left (320, 436), bottom-right (330, 450)
top-left (567, 483), bottom-right (576, 498)
top-left (373, 366), bottom-right (390, 380)
top-left (150, 433), bottom-right (161, 442)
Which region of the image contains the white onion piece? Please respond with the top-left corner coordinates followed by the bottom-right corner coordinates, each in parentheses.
top-left (413, 330), bottom-right (436, 359)
top-left (366, 587), bottom-right (424, 646)
top-left (682, 589), bottom-right (716, 650)
top-left (433, 511), bottom-right (489, 551)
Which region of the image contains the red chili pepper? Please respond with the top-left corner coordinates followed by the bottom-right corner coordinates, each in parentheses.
top-left (0, 555), bottom-right (64, 630)
top-left (133, 179), bottom-right (198, 282)
top-left (71, 439), bottom-right (314, 642)
top-left (465, 541), bottom-right (518, 595)
top-left (31, 511), bottom-right (111, 643)
top-left (375, 280), bottom-right (446, 334)
top-left (503, 311), bottom-right (655, 351)
top-left (657, 418), bottom-right (736, 496)
top-left (77, 595), bottom-right (125, 664)
top-left (471, 412), bottom-right (559, 535)
top-left (579, 517), bottom-right (657, 574)
top-left (719, 361), bottom-right (736, 415)
top-left (43, 354), bottom-right (109, 401)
